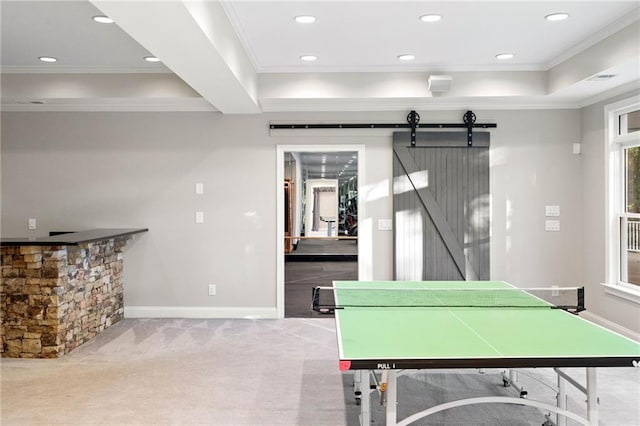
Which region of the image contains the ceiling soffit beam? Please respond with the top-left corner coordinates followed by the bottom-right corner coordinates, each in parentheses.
top-left (259, 71), bottom-right (546, 99)
top-left (0, 73), bottom-right (216, 112)
top-left (258, 71), bottom-right (548, 111)
top-left (1, 73), bottom-right (202, 99)
top-left (91, 0), bottom-right (259, 114)
top-left (548, 20), bottom-right (640, 94)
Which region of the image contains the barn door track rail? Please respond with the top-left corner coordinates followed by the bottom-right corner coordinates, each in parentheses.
top-left (270, 110), bottom-right (497, 146)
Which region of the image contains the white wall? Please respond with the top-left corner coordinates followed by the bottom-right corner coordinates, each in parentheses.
top-left (0, 108), bottom-right (606, 324)
top-left (292, 152), bottom-right (303, 241)
top-left (488, 109), bottom-right (582, 286)
top-left (581, 89), bottom-right (640, 334)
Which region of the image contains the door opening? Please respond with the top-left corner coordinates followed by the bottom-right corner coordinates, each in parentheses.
top-left (276, 145), bottom-right (365, 318)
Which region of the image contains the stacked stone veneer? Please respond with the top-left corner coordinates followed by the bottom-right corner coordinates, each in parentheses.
top-left (1, 237), bottom-right (130, 358)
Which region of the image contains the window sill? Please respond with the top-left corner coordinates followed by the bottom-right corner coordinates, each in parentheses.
top-left (602, 282), bottom-right (640, 304)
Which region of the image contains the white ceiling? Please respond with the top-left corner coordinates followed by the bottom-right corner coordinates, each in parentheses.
top-left (287, 151), bottom-right (358, 183)
top-left (0, 1), bottom-right (166, 72)
top-left (225, 1), bottom-right (638, 72)
top-left (1, 0), bottom-right (639, 112)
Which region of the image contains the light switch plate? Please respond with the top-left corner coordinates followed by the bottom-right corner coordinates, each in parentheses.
top-left (195, 183), bottom-right (204, 195)
top-left (545, 220), bottom-right (560, 231)
top-left (545, 205), bottom-right (560, 217)
top-left (572, 143), bottom-right (581, 155)
top-left (195, 211), bottom-right (204, 223)
top-left (28, 218), bottom-right (37, 230)
top-left (378, 219), bottom-right (393, 231)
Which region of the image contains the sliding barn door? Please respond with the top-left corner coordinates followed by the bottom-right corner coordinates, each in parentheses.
top-left (393, 131), bottom-right (490, 281)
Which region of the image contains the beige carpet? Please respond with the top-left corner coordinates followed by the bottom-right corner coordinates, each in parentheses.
top-left (2, 318), bottom-right (638, 425)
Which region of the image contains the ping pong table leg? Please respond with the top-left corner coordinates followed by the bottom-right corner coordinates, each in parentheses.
top-left (354, 370), bottom-right (362, 405)
top-left (385, 370), bottom-right (398, 425)
top-left (555, 367), bottom-right (598, 426)
top-left (557, 371), bottom-right (567, 426)
top-left (586, 368), bottom-right (598, 425)
top-left (356, 370), bottom-right (371, 426)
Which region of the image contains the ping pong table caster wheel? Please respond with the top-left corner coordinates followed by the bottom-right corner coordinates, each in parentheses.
top-left (355, 398), bottom-right (361, 406)
top-left (520, 391), bottom-right (528, 398)
top-left (502, 379), bottom-right (510, 388)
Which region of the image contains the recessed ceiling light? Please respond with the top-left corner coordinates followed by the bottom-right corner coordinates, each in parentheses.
top-left (294, 15), bottom-right (316, 24)
top-left (545, 13), bottom-right (569, 21)
top-left (92, 15), bottom-right (114, 24)
top-left (495, 53), bottom-right (514, 60)
top-left (300, 55), bottom-right (317, 61)
top-left (419, 14), bottom-right (442, 22)
top-left (144, 56), bottom-right (161, 62)
top-left (38, 56), bottom-right (57, 63)
top-left (398, 54), bottom-right (415, 61)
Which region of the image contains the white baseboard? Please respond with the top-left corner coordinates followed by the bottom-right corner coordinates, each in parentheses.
top-left (579, 311), bottom-right (640, 341)
top-left (124, 306), bottom-right (278, 319)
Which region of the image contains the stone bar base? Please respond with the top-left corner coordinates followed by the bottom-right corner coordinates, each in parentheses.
top-left (1, 237), bottom-right (130, 358)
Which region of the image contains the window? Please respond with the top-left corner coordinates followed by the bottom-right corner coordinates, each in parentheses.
top-left (606, 97), bottom-right (640, 302)
top-left (620, 146), bottom-right (640, 285)
top-left (620, 109), bottom-right (640, 136)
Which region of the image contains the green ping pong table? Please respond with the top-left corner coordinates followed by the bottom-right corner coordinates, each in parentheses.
top-left (331, 280), bottom-right (640, 426)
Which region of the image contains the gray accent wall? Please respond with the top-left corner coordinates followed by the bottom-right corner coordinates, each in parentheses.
top-left (2, 107), bottom-right (637, 332)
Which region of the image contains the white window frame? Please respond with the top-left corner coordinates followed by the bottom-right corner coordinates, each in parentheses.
top-left (604, 95), bottom-right (640, 303)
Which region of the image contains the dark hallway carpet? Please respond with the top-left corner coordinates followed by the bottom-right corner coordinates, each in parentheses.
top-left (285, 260), bottom-right (357, 318)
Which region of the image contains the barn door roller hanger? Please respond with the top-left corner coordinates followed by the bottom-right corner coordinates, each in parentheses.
top-left (270, 110), bottom-right (497, 147)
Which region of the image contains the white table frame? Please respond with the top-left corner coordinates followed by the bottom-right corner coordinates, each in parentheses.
top-left (353, 367), bottom-right (598, 426)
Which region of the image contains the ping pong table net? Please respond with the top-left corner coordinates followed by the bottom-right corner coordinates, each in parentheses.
top-left (312, 285), bottom-right (585, 314)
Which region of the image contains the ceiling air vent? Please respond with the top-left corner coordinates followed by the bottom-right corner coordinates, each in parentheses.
top-left (587, 74), bottom-right (617, 81)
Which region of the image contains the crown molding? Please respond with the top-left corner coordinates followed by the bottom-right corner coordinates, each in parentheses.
top-left (220, 1), bottom-right (260, 73)
top-left (257, 63), bottom-right (546, 74)
top-left (545, 8), bottom-right (640, 70)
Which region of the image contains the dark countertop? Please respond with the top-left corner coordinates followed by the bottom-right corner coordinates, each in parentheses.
top-left (1, 228), bottom-right (148, 246)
